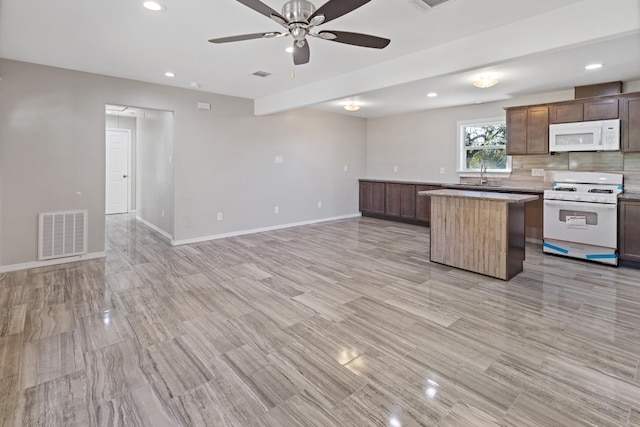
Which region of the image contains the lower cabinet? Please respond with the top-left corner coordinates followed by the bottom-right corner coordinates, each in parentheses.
top-left (619, 200), bottom-right (640, 262)
top-left (416, 185), bottom-right (438, 223)
top-left (359, 181), bottom-right (385, 215)
top-left (385, 183), bottom-right (416, 219)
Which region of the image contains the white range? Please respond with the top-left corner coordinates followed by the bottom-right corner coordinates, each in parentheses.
top-left (543, 171), bottom-right (623, 265)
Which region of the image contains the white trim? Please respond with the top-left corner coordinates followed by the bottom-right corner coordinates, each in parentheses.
top-left (0, 251), bottom-right (106, 273)
top-left (135, 216), bottom-right (173, 241)
top-left (171, 213), bottom-right (362, 246)
top-left (456, 116), bottom-right (511, 175)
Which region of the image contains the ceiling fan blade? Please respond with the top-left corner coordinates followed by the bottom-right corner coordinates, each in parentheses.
top-left (293, 41), bottom-right (310, 65)
top-left (236, 0), bottom-right (287, 25)
top-left (209, 32), bottom-right (282, 43)
top-left (309, 0), bottom-right (371, 25)
top-left (318, 30), bottom-right (390, 48)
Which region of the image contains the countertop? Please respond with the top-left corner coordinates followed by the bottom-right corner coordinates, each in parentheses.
top-left (420, 189), bottom-right (539, 203)
top-left (358, 179), bottom-right (545, 194)
top-left (619, 193), bottom-right (640, 201)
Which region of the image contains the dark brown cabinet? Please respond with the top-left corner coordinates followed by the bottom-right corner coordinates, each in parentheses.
top-left (359, 181), bottom-right (385, 215)
top-left (506, 106), bottom-right (549, 155)
top-left (549, 98), bottom-right (618, 124)
top-left (415, 185), bottom-right (437, 223)
top-left (385, 183), bottom-right (416, 219)
top-left (550, 102), bottom-right (583, 124)
top-left (621, 96), bottom-right (640, 152)
top-left (619, 200), bottom-right (640, 262)
top-left (527, 107), bottom-right (550, 154)
top-left (584, 98), bottom-right (619, 121)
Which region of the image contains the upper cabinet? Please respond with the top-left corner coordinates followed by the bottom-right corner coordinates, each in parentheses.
top-left (506, 106), bottom-right (549, 155)
top-left (621, 95), bottom-right (640, 152)
top-left (507, 92), bottom-right (639, 155)
top-left (549, 98), bottom-right (619, 124)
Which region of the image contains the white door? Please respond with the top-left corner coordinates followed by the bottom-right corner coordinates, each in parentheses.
top-left (106, 129), bottom-right (131, 214)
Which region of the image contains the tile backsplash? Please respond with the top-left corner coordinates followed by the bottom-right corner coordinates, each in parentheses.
top-left (461, 152), bottom-right (640, 193)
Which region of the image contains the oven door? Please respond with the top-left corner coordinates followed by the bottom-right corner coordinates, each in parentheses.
top-left (543, 199), bottom-right (617, 248)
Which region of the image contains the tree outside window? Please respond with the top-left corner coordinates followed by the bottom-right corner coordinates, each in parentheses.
top-left (458, 118), bottom-right (510, 173)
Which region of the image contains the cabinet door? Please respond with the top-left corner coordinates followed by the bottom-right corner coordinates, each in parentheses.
top-left (584, 98), bottom-right (619, 121)
top-left (622, 96), bottom-right (640, 152)
top-left (416, 185), bottom-right (436, 223)
top-left (399, 184), bottom-right (416, 219)
top-left (370, 182), bottom-right (386, 214)
top-left (550, 103), bottom-right (583, 124)
top-left (506, 107), bottom-right (527, 155)
top-left (527, 106), bottom-right (549, 154)
top-left (619, 200), bottom-right (640, 261)
top-left (359, 181), bottom-right (385, 214)
top-left (386, 183), bottom-right (416, 219)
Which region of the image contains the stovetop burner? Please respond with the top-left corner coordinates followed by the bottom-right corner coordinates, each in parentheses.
top-left (588, 189), bottom-right (614, 194)
top-left (554, 187), bottom-right (577, 192)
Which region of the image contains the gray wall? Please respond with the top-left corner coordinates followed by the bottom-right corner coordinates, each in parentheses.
top-left (105, 115), bottom-right (136, 211)
top-left (365, 91), bottom-right (575, 182)
top-left (137, 109), bottom-right (174, 236)
top-left (0, 58), bottom-right (366, 267)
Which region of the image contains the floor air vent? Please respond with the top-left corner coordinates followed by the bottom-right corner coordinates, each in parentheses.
top-left (38, 210), bottom-right (88, 260)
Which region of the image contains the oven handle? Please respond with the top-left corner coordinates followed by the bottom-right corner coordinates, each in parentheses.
top-left (543, 199), bottom-right (618, 210)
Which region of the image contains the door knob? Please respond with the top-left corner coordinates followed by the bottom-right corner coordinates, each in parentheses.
top-left (122, 175), bottom-right (128, 178)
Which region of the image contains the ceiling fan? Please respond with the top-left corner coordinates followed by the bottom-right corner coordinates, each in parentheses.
top-left (209, 0), bottom-right (391, 65)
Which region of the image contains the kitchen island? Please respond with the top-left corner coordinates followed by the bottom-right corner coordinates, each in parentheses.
top-left (420, 189), bottom-right (539, 280)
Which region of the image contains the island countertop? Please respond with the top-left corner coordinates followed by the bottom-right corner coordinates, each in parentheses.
top-left (419, 189), bottom-right (539, 203)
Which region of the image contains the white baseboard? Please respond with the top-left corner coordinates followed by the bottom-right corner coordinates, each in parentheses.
top-left (135, 216), bottom-right (173, 241)
top-left (171, 213), bottom-right (362, 246)
top-left (0, 251), bottom-right (107, 273)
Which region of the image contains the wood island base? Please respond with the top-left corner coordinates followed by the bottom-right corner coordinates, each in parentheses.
top-left (421, 189), bottom-right (539, 281)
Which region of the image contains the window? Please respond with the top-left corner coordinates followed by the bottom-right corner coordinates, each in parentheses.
top-left (457, 117), bottom-right (511, 175)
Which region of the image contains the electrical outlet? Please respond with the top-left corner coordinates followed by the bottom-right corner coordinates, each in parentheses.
top-left (217, 212), bottom-right (223, 221)
top-left (393, 166), bottom-right (398, 173)
top-left (317, 201), bottom-right (322, 208)
top-left (531, 168), bottom-right (545, 177)
top-left (274, 206), bottom-right (279, 214)
top-left (440, 167), bottom-right (445, 174)
top-left (343, 165), bottom-right (348, 172)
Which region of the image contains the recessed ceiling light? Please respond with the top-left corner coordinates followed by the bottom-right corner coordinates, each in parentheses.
top-left (344, 104), bottom-right (360, 112)
top-left (164, 71), bottom-right (175, 77)
top-left (285, 46), bottom-right (294, 53)
top-left (143, 1), bottom-right (166, 11)
top-left (585, 63), bottom-right (603, 70)
top-left (426, 92), bottom-right (438, 98)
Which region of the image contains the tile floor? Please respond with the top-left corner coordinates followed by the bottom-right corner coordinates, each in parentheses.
top-left (1, 214), bottom-right (640, 426)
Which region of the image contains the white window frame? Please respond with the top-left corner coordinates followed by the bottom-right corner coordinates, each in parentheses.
top-left (457, 116), bottom-right (511, 178)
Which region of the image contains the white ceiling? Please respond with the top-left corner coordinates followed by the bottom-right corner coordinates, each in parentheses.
top-left (1, 0), bottom-right (639, 118)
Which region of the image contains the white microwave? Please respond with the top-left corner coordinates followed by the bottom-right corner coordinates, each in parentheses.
top-left (549, 119), bottom-right (620, 152)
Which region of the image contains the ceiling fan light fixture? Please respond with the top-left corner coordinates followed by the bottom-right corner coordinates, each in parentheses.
top-left (309, 15), bottom-right (325, 26)
top-left (473, 76), bottom-right (498, 88)
top-left (142, 1), bottom-right (166, 12)
top-left (344, 104), bottom-right (360, 112)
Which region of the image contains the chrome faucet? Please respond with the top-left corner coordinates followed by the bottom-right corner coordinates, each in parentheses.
top-left (480, 162), bottom-right (488, 185)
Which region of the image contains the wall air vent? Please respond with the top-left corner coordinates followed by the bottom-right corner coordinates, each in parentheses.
top-left (38, 210), bottom-right (88, 260)
top-left (407, 0), bottom-right (450, 12)
top-left (251, 71), bottom-right (272, 78)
